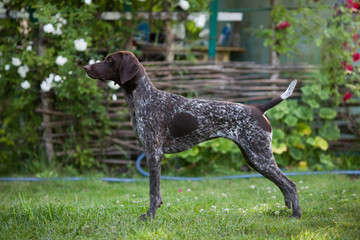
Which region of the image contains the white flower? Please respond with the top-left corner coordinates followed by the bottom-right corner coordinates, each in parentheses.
top-left (116, 200), bottom-right (120, 204)
top-left (54, 75), bottom-right (62, 82)
top-left (238, 208), bottom-right (246, 213)
top-left (12, 57), bottom-right (22, 66)
top-left (212, 205), bottom-right (216, 210)
top-left (44, 23), bottom-right (55, 33)
top-left (250, 185), bottom-right (255, 189)
top-left (222, 193), bottom-right (227, 197)
top-left (112, 94), bottom-right (117, 101)
top-left (89, 59), bottom-right (95, 65)
top-left (199, 209), bottom-right (204, 212)
top-left (74, 38), bottom-right (87, 51)
top-left (108, 81), bottom-right (120, 90)
top-left (44, 14), bottom-right (66, 36)
top-left (84, 0), bottom-right (92, 4)
top-left (275, 211), bottom-right (280, 216)
top-left (54, 13), bottom-right (67, 25)
top-left (224, 208), bottom-right (229, 213)
top-left (53, 23), bottom-right (63, 35)
top-left (47, 73), bottom-right (55, 82)
top-left (17, 65), bottom-right (29, 78)
top-left (56, 55), bottom-right (68, 66)
top-left (179, 0), bottom-right (190, 11)
top-left (21, 80), bottom-right (31, 89)
top-left (194, 14), bottom-right (207, 28)
top-left (187, 188), bottom-right (191, 192)
top-left (271, 196), bottom-right (276, 199)
top-left (26, 45), bottom-right (32, 51)
top-left (41, 81), bottom-right (52, 92)
top-left (68, 71), bottom-right (73, 75)
top-left (5, 64), bottom-right (10, 71)
top-left (41, 73), bottom-right (55, 92)
top-left (167, 203), bottom-right (171, 206)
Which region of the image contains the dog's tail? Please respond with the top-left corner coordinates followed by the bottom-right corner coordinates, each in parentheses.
top-left (256, 80), bottom-right (297, 113)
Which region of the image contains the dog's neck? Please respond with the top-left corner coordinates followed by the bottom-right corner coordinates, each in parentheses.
top-left (122, 75), bottom-right (158, 110)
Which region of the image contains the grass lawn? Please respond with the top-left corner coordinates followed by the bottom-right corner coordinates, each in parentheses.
top-left (0, 174), bottom-right (359, 239)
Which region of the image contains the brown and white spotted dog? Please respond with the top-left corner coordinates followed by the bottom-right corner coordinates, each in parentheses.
top-left (84, 51), bottom-right (301, 219)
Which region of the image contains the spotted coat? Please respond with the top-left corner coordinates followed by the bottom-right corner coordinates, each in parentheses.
top-left (84, 51), bottom-right (301, 219)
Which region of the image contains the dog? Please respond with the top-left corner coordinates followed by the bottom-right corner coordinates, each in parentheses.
top-left (84, 51), bottom-right (301, 219)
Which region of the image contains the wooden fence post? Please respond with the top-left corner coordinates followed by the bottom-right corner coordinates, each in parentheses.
top-left (37, 23), bottom-right (54, 163)
top-left (41, 93), bottom-right (54, 163)
top-left (163, 1), bottom-right (174, 62)
top-left (270, 0), bottom-right (280, 81)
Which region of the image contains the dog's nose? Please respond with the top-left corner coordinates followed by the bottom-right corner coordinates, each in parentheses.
top-left (84, 65), bottom-right (91, 71)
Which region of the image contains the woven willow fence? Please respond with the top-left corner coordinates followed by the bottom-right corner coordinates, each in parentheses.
top-left (36, 61), bottom-right (357, 165)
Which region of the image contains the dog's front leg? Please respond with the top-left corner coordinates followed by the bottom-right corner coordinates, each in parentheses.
top-left (141, 150), bottom-right (163, 220)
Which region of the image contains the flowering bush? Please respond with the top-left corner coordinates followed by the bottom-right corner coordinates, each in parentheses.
top-left (0, 0), bottom-right (210, 174)
top-left (0, 1), bottom-right (134, 173)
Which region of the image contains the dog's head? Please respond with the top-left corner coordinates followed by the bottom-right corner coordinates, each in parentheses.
top-left (84, 51), bottom-right (141, 86)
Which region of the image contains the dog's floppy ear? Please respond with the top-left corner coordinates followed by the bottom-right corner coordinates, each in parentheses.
top-left (119, 52), bottom-right (139, 85)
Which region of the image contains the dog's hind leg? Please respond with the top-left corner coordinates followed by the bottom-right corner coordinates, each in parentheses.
top-left (236, 142), bottom-right (301, 218)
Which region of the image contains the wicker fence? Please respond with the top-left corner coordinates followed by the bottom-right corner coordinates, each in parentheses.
top-left (36, 61), bottom-right (358, 165)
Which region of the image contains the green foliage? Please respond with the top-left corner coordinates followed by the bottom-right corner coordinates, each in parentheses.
top-left (164, 138), bottom-right (246, 176)
top-left (253, 0), bottom-right (360, 170)
top-left (267, 100), bottom-right (333, 170)
top-left (0, 0), bottom-right (212, 175)
top-left (0, 1), bottom-right (117, 174)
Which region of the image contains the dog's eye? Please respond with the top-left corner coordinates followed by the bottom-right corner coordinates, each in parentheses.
top-left (106, 58), bottom-right (113, 63)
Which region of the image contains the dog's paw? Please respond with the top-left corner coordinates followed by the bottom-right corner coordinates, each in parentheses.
top-left (290, 213), bottom-right (301, 219)
top-left (139, 213), bottom-right (149, 221)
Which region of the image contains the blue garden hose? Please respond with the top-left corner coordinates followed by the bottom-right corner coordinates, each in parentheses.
top-left (1, 153), bottom-right (359, 182)
top-left (135, 152), bottom-right (360, 181)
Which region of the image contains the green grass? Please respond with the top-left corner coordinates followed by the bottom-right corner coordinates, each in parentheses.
top-left (0, 174), bottom-right (359, 239)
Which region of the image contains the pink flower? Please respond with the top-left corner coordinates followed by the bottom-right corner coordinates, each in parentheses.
top-left (346, 0), bottom-right (360, 12)
top-left (342, 62), bottom-right (354, 74)
top-left (352, 2), bottom-right (359, 12)
top-left (353, 52), bottom-right (360, 61)
top-left (346, 64), bottom-right (354, 74)
top-left (178, 188), bottom-right (183, 192)
top-left (343, 92), bottom-right (352, 102)
top-left (276, 21), bottom-right (291, 30)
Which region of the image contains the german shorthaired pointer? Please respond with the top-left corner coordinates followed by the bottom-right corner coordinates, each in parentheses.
top-left (84, 51), bottom-right (301, 219)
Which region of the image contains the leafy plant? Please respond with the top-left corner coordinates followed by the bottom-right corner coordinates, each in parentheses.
top-left (253, 0), bottom-right (360, 170)
top-left (164, 138), bottom-right (246, 176)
